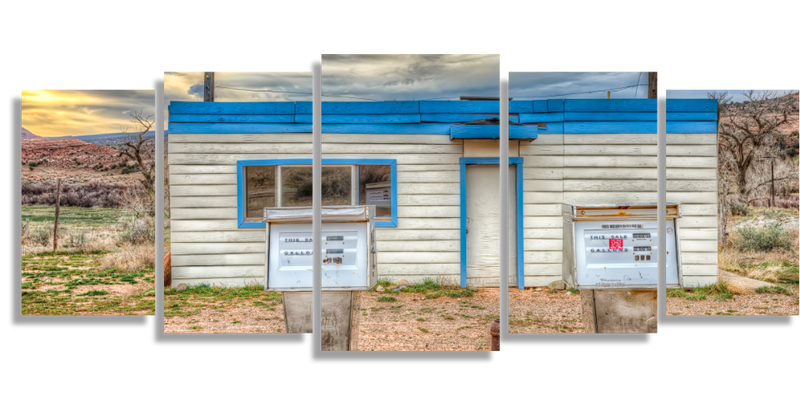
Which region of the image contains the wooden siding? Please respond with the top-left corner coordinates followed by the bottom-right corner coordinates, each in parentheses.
top-left (521, 129), bottom-right (564, 287)
top-left (669, 133), bottom-right (719, 287)
top-left (168, 129), bottom-right (309, 287)
top-left (521, 131), bottom-right (659, 287)
top-left (336, 137), bottom-right (513, 286)
top-left (169, 100), bottom-right (719, 288)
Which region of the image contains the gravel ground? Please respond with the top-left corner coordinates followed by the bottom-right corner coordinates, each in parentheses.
top-left (508, 288), bottom-right (585, 334)
top-left (355, 289), bottom-right (499, 351)
top-left (164, 298), bottom-right (286, 334)
top-left (667, 294), bottom-right (799, 316)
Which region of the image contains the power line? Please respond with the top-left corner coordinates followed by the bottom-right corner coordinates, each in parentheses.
top-left (514, 83), bottom-right (647, 99)
top-left (633, 72), bottom-right (643, 99)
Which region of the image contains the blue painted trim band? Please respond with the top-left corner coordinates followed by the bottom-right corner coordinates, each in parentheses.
top-left (516, 161), bottom-right (524, 289)
top-left (561, 112), bottom-right (714, 122)
top-left (564, 121), bottom-right (656, 134)
top-left (170, 123), bottom-right (311, 133)
top-left (421, 100), bottom-right (500, 114)
top-left (666, 121), bottom-right (718, 133)
top-left (322, 123), bottom-right (452, 134)
top-left (450, 125), bottom-right (538, 140)
top-left (519, 112), bottom-right (565, 123)
top-left (666, 99), bottom-right (718, 112)
top-left (509, 101), bottom-right (533, 113)
top-left (533, 100), bottom-right (549, 112)
top-left (548, 99), bottom-right (564, 112)
top-left (170, 101), bottom-right (295, 115)
top-left (296, 101), bottom-right (419, 115)
top-left (236, 158), bottom-right (398, 228)
top-left (459, 160), bottom-right (467, 288)
top-left (237, 159), bottom-right (307, 229)
top-left (421, 113), bottom-right (519, 123)
top-left (170, 114), bottom-right (296, 123)
top-left (535, 122), bottom-right (563, 135)
top-left (295, 114), bottom-right (421, 124)
top-left (564, 99), bottom-right (657, 112)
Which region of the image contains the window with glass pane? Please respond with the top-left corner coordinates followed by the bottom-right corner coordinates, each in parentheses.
top-left (358, 165), bottom-right (392, 220)
top-left (281, 167), bottom-right (314, 207)
top-left (245, 166), bottom-right (276, 221)
top-left (321, 167), bottom-right (352, 205)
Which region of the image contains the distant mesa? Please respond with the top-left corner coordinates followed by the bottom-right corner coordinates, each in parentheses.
top-left (21, 138), bottom-right (128, 170)
top-left (21, 127), bottom-right (41, 140)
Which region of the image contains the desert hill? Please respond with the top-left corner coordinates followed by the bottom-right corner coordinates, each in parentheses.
top-left (22, 138), bottom-right (129, 171)
top-left (21, 127), bottom-right (41, 140)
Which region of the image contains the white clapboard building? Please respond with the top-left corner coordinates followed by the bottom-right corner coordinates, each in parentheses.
top-left (167, 99), bottom-right (718, 289)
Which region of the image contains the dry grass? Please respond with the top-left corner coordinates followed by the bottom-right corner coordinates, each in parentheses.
top-left (98, 243), bottom-right (155, 272)
top-left (21, 233), bottom-right (117, 256)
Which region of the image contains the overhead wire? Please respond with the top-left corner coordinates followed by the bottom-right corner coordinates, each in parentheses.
top-left (633, 72), bottom-right (643, 99)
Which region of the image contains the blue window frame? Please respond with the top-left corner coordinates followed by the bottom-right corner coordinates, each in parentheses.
top-left (237, 158), bottom-right (397, 228)
top-left (459, 157), bottom-right (525, 289)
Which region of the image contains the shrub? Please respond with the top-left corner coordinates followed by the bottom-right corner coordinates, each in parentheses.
top-left (121, 164), bottom-right (140, 174)
top-left (729, 200), bottom-right (749, 216)
top-left (99, 244), bottom-right (155, 273)
top-left (63, 228), bottom-right (90, 250)
top-left (21, 221), bottom-right (31, 239)
top-left (734, 222), bottom-right (793, 252)
top-left (32, 226), bottom-right (51, 246)
top-left (21, 180), bottom-right (146, 209)
top-left (118, 216), bottom-right (155, 245)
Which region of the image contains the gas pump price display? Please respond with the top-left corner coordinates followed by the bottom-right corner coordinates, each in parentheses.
top-left (321, 234), bottom-right (357, 269)
top-left (575, 221), bottom-right (659, 288)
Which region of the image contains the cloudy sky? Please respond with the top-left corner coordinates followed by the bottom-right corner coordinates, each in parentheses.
top-left (164, 72), bottom-right (312, 126)
top-left (506, 69), bottom-right (647, 100)
top-left (22, 90), bottom-right (154, 137)
top-left (322, 54), bottom-right (499, 101)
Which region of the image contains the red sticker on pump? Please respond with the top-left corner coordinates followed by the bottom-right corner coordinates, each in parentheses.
top-left (609, 239), bottom-right (623, 250)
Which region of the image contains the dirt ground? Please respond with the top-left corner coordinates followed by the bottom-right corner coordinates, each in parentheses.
top-left (163, 286), bottom-right (286, 334)
top-left (164, 304), bottom-right (286, 333)
top-left (355, 289), bottom-right (498, 351)
top-left (21, 250), bottom-right (155, 316)
top-left (508, 288), bottom-right (585, 334)
top-left (667, 294), bottom-right (798, 316)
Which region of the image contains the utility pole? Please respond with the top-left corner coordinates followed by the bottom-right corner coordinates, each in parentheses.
top-left (648, 72), bottom-right (657, 99)
top-left (53, 179), bottom-right (61, 252)
top-left (204, 72), bottom-right (215, 102)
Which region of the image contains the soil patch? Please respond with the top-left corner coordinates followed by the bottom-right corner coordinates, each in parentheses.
top-left (164, 304), bottom-right (286, 334)
top-left (667, 294), bottom-right (798, 315)
top-left (355, 289), bottom-right (498, 351)
top-left (509, 288), bottom-right (584, 334)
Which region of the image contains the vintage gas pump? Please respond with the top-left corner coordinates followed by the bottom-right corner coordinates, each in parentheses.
top-left (562, 203), bottom-right (681, 333)
top-left (263, 205), bottom-right (377, 348)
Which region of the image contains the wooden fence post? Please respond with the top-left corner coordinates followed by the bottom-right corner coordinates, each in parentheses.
top-left (53, 179), bottom-right (61, 252)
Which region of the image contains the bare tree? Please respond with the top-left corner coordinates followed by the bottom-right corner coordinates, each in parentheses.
top-left (118, 111), bottom-right (156, 216)
top-left (713, 90), bottom-right (798, 203)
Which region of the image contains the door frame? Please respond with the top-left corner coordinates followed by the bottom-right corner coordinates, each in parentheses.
top-left (459, 157), bottom-right (524, 289)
